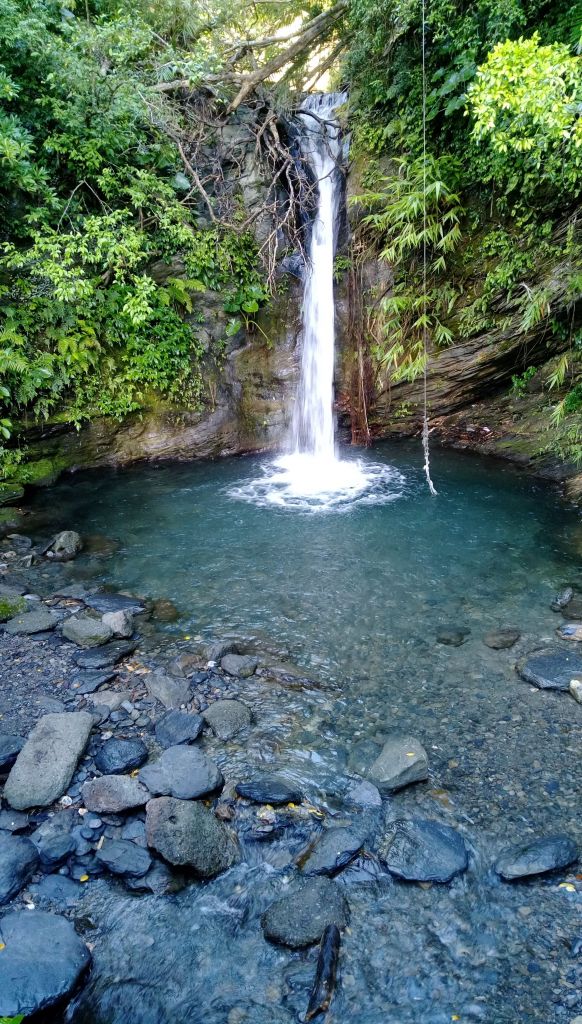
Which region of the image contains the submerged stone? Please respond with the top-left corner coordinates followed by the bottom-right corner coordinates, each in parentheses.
top-left (146, 796), bottom-right (239, 876)
top-left (436, 626), bottom-right (470, 647)
top-left (298, 827), bottom-right (365, 876)
top-left (557, 623), bottom-right (582, 643)
top-left (517, 647), bottom-right (582, 690)
top-left (220, 653), bottom-right (258, 677)
top-left (140, 745), bottom-right (223, 800)
top-left (495, 835), bottom-right (578, 880)
top-left (5, 712), bottom-right (93, 810)
top-left (262, 876), bottom-right (349, 948)
top-left (202, 699), bottom-right (252, 739)
top-left (48, 530), bottom-right (83, 561)
top-left (0, 910), bottom-right (90, 1017)
top-left (236, 776), bottom-right (302, 805)
top-left (378, 818), bottom-right (469, 883)
top-left (484, 628), bottom-right (521, 650)
top-left (367, 735), bottom-right (429, 793)
top-left (96, 839), bottom-right (152, 878)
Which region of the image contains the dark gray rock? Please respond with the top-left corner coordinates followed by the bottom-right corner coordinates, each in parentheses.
top-left (484, 628), bottom-right (521, 650)
top-left (345, 779), bottom-right (382, 808)
top-left (367, 735), bottom-right (429, 793)
top-left (145, 669), bottom-right (190, 709)
top-left (62, 614), bottom-right (113, 648)
top-left (436, 627), bottom-right (470, 647)
top-left (0, 910), bottom-right (90, 1017)
top-left (495, 835), bottom-right (578, 880)
top-left (95, 839), bottom-right (152, 877)
top-left (206, 639), bottom-right (240, 662)
top-left (221, 653), bottom-right (258, 677)
top-left (124, 860), bottom-right (178, 894)
top-left (262, 876), bottom-right (349, 948)
top-left (0, 733), bottom-right (24, 771)
top-left (202, 699), bottom-right (252, 739)
top-left (378, 818), bottom-right (469, 882)
top-left (84, 592), bottom-right (145, 616)
top-left (4, 606), bottom-right (58, 635)
top-left (0, 809), bottom-right (28, 832)
top-left (236, 777), bottom-right (302, 805)
top-left (146, 797), bottom-right (239, 876)
top-left (48, 530), bottom-right (83, 561)
top-left (0, 834), bottom-right (39, 903)
top-left (82, 775), bottom-right (149, 814)
top-left (551, 586), bottom-right (574, 611)
top-left (140, 745), bottom-right (223, 800)
top-left (517, 647), bottom-right (582, 690)
top-left (155, 709), bottom-right (203, 747)
top-left (95, 738), bottom-right (148, 775)
top-left (75, 639), bottom-right (138, 669)
top-left (32, 874), bottom-right (81, 905)
top-left (36, 833), bottom-right (76, 869)
top-left (72, 670), bottom-right (116, 694)
top-left (5, 712), bottom-right (93, 810)
top-left (298, 827), bottom-right (365, 876)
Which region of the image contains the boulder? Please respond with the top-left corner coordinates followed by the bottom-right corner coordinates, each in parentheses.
top-left (5, 712), bottom-right (93, 810)
top-left (95, 839), bottom-right (152, 878)
top-left (517, 647), bottom-right (582, 691)
top-left (155, 709), bottom-right (204, 747)
top-left (145, 669), bottom-right (190, 709)
top-left (495, 835), bottom-right (578, 880)
top-left (298, 827), bottom-right (365, 876)
top-left (94, 738), bottom-right (148, 775)
top-left (146, 797), bottom-right (239, 876)
top-left (378, 818), bottom-right (469, 883)
top-left (484, 628), bottom-right (521, 650)
top-left (261, 877), bottom-right (349, 949)
top-left (367, 735), bottom-right (429, 793)
top-left (0, 733), bottom-right (24, 771)
top-left (235, 776), bottom-right (302, 806)
top-left (202, 699), bottom-right (252, 739)
top-left (48, 530), bottom-right (83, 560)
top-left (72, 670), bottom-right (116, 694)
top-left (82, 775), bottom-right (149, 814)
top-left (140, 746), bottom-right (223, 800)
top-left (221, 653), bottom-right (258, 677)
top-left (62, 614), bottom-right (113, 648)
top-left (4, 607), bottom-right (57, 635)
top-left (102, 609), bottom-right (134, 638)
top-left (0, 910), bottom-right (90, 1017)
top-left (0, 834), bottom-right (39, 903)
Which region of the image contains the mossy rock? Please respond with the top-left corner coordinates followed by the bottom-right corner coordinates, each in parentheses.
top-left (0, 483), bottom-right (25, 506)
top-left (0, 596), bottom-right (27, 622)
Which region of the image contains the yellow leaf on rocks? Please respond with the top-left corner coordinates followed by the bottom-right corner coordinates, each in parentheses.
top-left (558, 882), bottom-right (576, 892)
top-left (0, 942), bottom-right (5, 950)
top-left (79, 874), bottom-right (89, 883)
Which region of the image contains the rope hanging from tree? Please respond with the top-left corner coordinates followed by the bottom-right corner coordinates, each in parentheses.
top-left (421, 0), bottom-right (437, 496)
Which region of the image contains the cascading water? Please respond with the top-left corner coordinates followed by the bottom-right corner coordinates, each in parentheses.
top-left (230, 94), bottom-right (404, 511)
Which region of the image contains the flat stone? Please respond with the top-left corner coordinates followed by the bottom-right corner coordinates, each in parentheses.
top-left (62, 614), bottom-right (113, 648)
top-left (202, 699), bottom-right (252, 739)
top-left (345, 779), bottom-right (382, 808)
top-left (82, 775), bottom-right (149, 814)
top-left (367, 735), bottom-right (429, 793)
top-left (298, 827), bottom-right (365, 876)
top-left (95, 838), bottom-right (152, 877)
top-left (89, 689), bottom-right (132, 712)
top-left (557, 623), bottom-right (582, 642)
top-left (378, 818), bottom-right (469, 882)
top-left (146, 796), bottom-right (239, 876)
top-left (95, 738), bottom-right (148, 775)
top-left (5, 712), bottom-right (93, 810)
top-left (140, 745), bottom-right (223, 800)
top-left (48, 530), bottom-right (83, 560)
top-left (4, 606), bottom-right (58, 635)
top-left (0, 733), bottom-right (25, 771)
top-left (484, 628), bottom-right (521, 650)
top-left (517, 647), bottom-right (582, 691)
top-left (0, 910), bottom-right (90, 1017)
top-left (72, 670), bottom-right (116, 694)
top-left (261, 876), bottom-right (349, 949)
top-left (0, 834), bottom-right (39, 903)
top-left (495, 835), bottom-right (578, 880)
top-left (436, 627), bottom-right (470, 647)
top-left (102, 609), bottom-right (134, 638)
top-left (75, 639), bottom-right (137, 669)
top-left (235, 777), bottom-right (302, 805)
top-left (155, 709), bottom-right (204, 747)
top-left (84, 592), bottom-right (145, 616)
top-left (145, 669), bottom-right (190, 709)
top-left (221, 653), bottom-right (258, 677)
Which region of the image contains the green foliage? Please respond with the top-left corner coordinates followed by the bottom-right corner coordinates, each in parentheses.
top-left (510, 365), bottom-right (537, 397)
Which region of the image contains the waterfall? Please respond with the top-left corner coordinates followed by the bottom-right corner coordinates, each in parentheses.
top-left (292, 93), bottom-right (346, 459)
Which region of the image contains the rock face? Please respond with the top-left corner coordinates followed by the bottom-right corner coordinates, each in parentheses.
top-left (517, 648), bottom-right (582, 690)
top-left (49, 530), bottom-right (82, 560)
top-left (82, 775), bottom-right (149, 813)
top-left (262, 877), bottom-right (349, 948)
top-left (62, 614), bottom-right (113, 648)
top-left (202, 699), bottom-right (252, 739)
top-left (495, 835), bottom-right (578, 880)
top-left (235, 776), bottom-right (302, 805)
top-left (378, 818), bottom-right (469, 883)
top-left (0, 834), bottom-right (39, 903)
top-left (96, 839), bottom-right (152, 878)
top-left (367, 735), bottom-right (429, 793)
top-left (298, 827), bottom-right (365, 876)
top-left (4, 607), bottom-right (57, 635)
top-left (146, 797), bottom-right (239, 876)
top-left (0, 910), bottom-right (90, 1017)
top-left (220, 653), bottom-right (258, 677)
top-left (5, 712), bottom-right (93, 810)
top-left (140, 746), bottom-right (223, 800)
top-left (94, 738), bottom-right (148, 775)
top-left (146, 669), bottom-right (190, 709)
top-left (155, 709), bottom-right (204, 747)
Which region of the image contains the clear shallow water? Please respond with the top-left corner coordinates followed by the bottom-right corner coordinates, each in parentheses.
top-left (28, 442), bottom-right (582, 1024)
